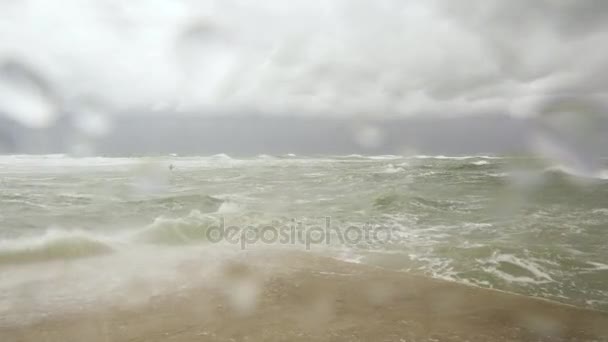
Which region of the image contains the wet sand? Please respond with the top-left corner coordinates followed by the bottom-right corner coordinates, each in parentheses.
top-left (2, 251), bottom-right (608, 342)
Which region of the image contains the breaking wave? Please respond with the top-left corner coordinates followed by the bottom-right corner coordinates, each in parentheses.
top-left (472, 160), bottom-right (490, 166)
top-left (209, 153), bottom-right (233, 160)
top-left (377, 164), bottom-right (405, 174)
top-left (0, 213), bottom-right (222, 266)
top-left (0, 230), bottom-right (114, 266)
top-left (412, 155), bottom-right (501, 160)
top-left (543, 165), bottom-right (608, 180)
top-left (131, 211), bottom-right (218, 245)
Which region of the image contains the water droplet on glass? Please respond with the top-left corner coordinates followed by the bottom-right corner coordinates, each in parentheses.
top-left (0, 61), bottom-right (58, 128)
top-left (353, 123), bottom-right (385, 149)
top-left (529, 96), bottom-right (608, 180)
top-left (72, 103), bottom-right (112, 138)
top-left (220, 262), bottom-right (261, 316)
top-left (176, 22), bottom-right (238, 105)
top-left (69, 142), bottom-right (94, 157)
top-left (131, 162), bottom-right (170, 196)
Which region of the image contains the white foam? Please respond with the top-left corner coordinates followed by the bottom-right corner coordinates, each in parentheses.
top-left (367, 155), bottom-right (402, 160)
top-left (584, 261), bottom-right (608, 271)
top-left (413, 155), bottom-right (501, 160)
top-left (378, 164), bottom-right (405, 174)
top-left (480, 253), bottom-right (553, 284)
top-left (209, 153), bottom-right (233, 160)
top-left (472, 160), bottom-right (489, 166)
top-left (216, 202), bottom-right (243, 214)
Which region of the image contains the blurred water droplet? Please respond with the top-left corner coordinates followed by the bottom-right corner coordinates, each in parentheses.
top-left (131, 162), bottom-right (170, 196)
top-left (367, 282), bottom-right (395, 305)
top-left (220, 262), bottom-right (261, 316)
top-left (228, 278), bottom-right (260, 315)
top-left (297, 296), bottom-right (334, 332)
top-left (509, 168), bottom-right (545, 190)
top-left (176, 22), bottom-right (238, 105)
top-left (0, 129), bottom-right (15, 153)
top-left (69, 142), bottom-right (94, 157)
top-left (521, 314), bottom-right (562, 337)
top-left (529, 97), bottom-right (608, 180)
top-left (72, 103), bottom-right (112, 138)
top-left (0, 61), bottom-right (57, 128)
top-left (353, 124), bottom-right (384, 149)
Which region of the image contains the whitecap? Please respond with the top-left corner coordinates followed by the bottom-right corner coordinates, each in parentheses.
top-left (472, 160), bottom-right (489, 166)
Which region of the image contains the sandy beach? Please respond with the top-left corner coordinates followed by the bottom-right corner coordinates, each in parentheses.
top-left (2, 250), bottom-right (607, 342)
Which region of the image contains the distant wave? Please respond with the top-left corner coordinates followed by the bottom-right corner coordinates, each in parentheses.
top-left (127, 194), bottom-right (224, 212)
top-left (472, 160), bottom-right (490, 166)
top-left (377, 164), bottom-right (405, 174)
top-left (543, 165), bottom-right (608, 180)
top-left (0, 154), bottom-right (140, 168)
top-left (367, 155), bottom-right (402, 160)
top-left (443, 160), bottom-right (495, 171)
top-left (209, 153), bottom-right (233, 160)
top-left (256, 154), bottom-right (276, 160)
top-left (412, 155), bottom-right (501, 160)
top-left (373, 193), bottom-right (462, 212)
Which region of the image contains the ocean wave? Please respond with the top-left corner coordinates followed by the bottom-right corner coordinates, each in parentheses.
top-left (583, 261), bottom-right (608, 272)
top-left (373, 193), bottom-right (464, 213)
top-left (256, 154), bottom-right (276, 160)
top-left (412, 155), bottom-right (501, 160)
top-left (377, 164), bottom-right (405, 174)
top-left (130, 210), bottom-right (217, 245)
top-left (0, 154), bottom-right (140, 168)
top-left (543, 165), bottom-right (608, 180)
top-left (0, 209), bottom-right (226, 266)
top-left (128, 194), bottom-right (224, 212)
top-left (444, 160), bottom-right (495, 171)
top-left (472, 160), bottom-right (490, 166)
top-left (408, 196), bottom-right (465, 211)
top-left (373, 193), bottom-right (401, 209)
top-left (209, 153), bottom-right (233, 160)
top-left (0, 230), bottom-right (114, 266)
top-left (216, 201), bottom-right (244, 214)
top-left (367, 155), bottom-right (402, 160)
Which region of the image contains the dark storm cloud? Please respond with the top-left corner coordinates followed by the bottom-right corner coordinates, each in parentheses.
top-left (435, 0), bottom-right (608, 103)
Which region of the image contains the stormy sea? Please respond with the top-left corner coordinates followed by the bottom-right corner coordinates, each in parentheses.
top-left (1, 153), bottom-right (608, 341)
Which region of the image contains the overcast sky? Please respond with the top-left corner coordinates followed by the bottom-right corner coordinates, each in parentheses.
top-left (0, 0), bottom-right (607, 156)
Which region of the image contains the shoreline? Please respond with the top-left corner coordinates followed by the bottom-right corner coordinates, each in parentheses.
top-left (2, 250), bottom-right (607, 341)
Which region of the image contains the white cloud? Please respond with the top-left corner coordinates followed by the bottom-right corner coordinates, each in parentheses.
top-left (0, 0), bottom-right (607, 120)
